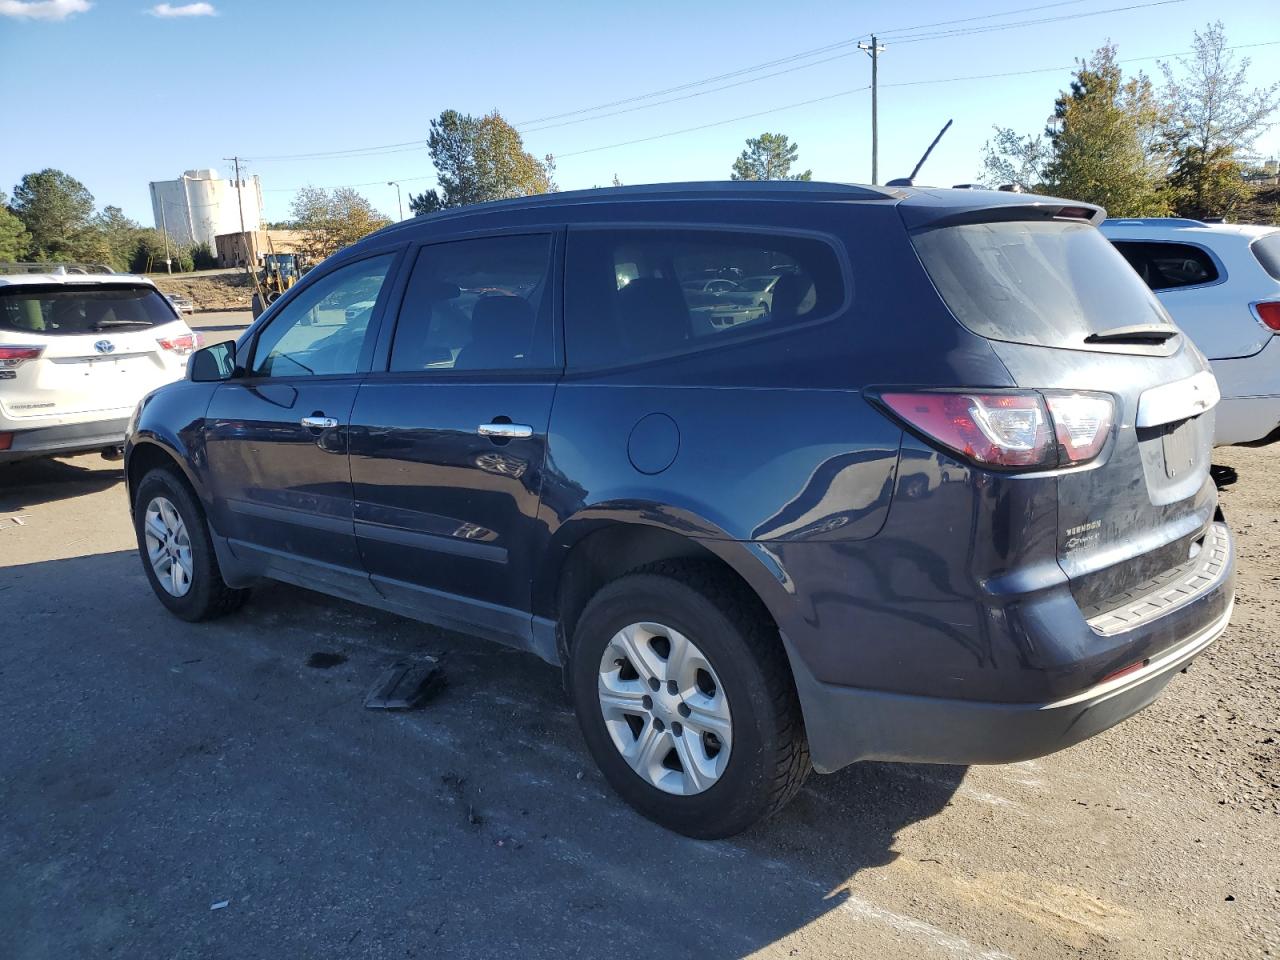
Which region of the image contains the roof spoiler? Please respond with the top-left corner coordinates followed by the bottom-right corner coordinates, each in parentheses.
top-left (898, 198), bottom-right (1105, 231)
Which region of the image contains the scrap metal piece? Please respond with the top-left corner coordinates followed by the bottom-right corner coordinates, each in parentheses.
top-left (364, 659), bottom-right (444, 710)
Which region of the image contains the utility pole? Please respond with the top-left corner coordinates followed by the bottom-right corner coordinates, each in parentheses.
top-left (157, 197), bottom-right (172, 273)
top-left (225, 155), bottom-right (267, 307)
top-left (387, 181), bottom-right (404, 221)
top-left (858, 35), bottom-right (886, 185)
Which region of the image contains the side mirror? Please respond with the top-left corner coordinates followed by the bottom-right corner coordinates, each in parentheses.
top-left (188, 341), bottom-right (237, 382)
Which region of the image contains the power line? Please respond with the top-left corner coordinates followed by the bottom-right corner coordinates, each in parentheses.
top-left (870, 0), bottom-right (1094, 38)
top-left (243, 0), bottom-right (1143, 165)
top-left (555, 87), bottom-right (870, 159)
top-left (256, 36), bottom-right (1280, 190)
top-left (885, 0), bottom-right (1185, 44)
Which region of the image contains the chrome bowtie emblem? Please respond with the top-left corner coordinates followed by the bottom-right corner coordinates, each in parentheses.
top-left (93, 340), bottom-right (115, 354)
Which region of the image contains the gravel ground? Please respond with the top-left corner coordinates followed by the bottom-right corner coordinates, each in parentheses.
top-left (0, 443), bottom-right (1276, 959)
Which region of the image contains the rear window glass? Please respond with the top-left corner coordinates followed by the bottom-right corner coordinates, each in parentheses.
top-left (0, 284), bottom-right (178, 336)
top-left (1252, 233), bottom-right (1280, 282)
top-left (1111, 240), bottom-right (1219, 290)
top-left (911, 220), bottom-right (1173, 348)
top-left (564, 228), bottom-right (845, 369)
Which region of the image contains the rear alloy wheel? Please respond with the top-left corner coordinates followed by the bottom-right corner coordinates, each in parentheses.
top-left (597, 622), bottom-right (733, 796)
top-left (570, 562), bottom-right (810, 838)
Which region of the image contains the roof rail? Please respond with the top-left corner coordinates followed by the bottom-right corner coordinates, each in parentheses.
top-left (366, 180), bottom-right (900, 240)
top-left (1102, 217), bottom-right (1208, 228)
top-left (0, 261), bottom-right (116, 275)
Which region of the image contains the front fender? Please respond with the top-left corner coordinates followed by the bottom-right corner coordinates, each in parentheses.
top-left (124, 379), bottom-right (218, 507)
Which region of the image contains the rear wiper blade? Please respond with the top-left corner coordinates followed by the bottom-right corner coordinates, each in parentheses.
top-left (1084, 323), bottom-right (1178, 344)
top-left (92, 320), bottom-right (153, 329)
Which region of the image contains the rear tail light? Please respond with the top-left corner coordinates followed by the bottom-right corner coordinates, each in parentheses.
top-left (157, 332), bottom-right (203, 356)
top-left (0, 432), bottom-right (11, 451)
top-left (1046, 393), bottom-right (1114, 463)
top-left (878, 390), bottom-right (1114, 471)
top-left (0, 345), bottom-right (44, 368)
top-left (1254, 301), bottom-right (1280, 332)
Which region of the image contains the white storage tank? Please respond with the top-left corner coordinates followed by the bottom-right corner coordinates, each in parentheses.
top-left (149, 168), bottom-right (263, 251)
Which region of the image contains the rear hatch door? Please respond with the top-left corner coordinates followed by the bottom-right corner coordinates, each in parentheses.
top-left (906, 202), bottom-right (1218, 609)
top-left (0, 282), bottom-right (192, 421)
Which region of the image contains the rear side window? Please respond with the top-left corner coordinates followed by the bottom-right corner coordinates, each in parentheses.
top-left (1253, 233), bottom-right (1280, 281)
top-left (390, 234), bottom-right (554, 372)
top-left (912, 220), bottom-right (1173, 348)
top-left (564, 228), bottom-right (845, 369)
top-left (0, 284), bottom-right (178, 335)
top-left (1111, 240), bottom-right (1220, 290)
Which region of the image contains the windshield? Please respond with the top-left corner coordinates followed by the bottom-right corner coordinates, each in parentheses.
top-left (738, 276), bottom-right (776, 291)
top-left (0, 284), bottom-right (178, 335)
top-left (911, 220), bottom-right (1174, 348)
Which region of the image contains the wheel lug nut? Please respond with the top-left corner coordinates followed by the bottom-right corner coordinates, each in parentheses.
top-left (653, 718), bottom-right (665, 732)
top-left (672, 721), bottom-right (683, 737)
top-left (642, 695), bottom-right (652, 710)
top-left (678, 703), bottom-right (691, 718)
top-left (648, 677), bottom-right (660, 691)
top-left (667, 680), bottom-right (678, 696)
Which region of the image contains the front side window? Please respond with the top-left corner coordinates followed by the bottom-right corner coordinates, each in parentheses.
top-left (564, 228), bottom-right (846, 369)
top-left (389, 234), bottom-right (554, 372)
top-left (1111, 240), bottom-right (1220, 290)
top-left (251, 254), bottom-right (394, 377)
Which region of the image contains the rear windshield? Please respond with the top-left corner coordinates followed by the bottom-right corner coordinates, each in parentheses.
top-left (1252, 233), bottom-right (1280, 282)
top-left (911, 220), bottom-right (1173, 348)
top-left (0, 284), bottom-right (178, 336)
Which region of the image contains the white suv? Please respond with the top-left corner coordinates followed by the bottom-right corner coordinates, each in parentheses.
top-left (0, 266), bottom-right (200, 463)
top-left (1101, 218), bottom-right (1280, 446)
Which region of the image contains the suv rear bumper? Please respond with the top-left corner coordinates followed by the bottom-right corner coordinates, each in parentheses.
top-left (0, 417), bottom-right (130, 463)
top-left (789, 600), bottom-right (1231, 771)
top-left (787, 521), bottom-right (1234, 772)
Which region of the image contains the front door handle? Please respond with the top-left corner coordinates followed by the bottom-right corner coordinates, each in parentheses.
top-left (478, 422), bottom-right (533, 439)
top-left (300, 415), bottom-right (339, 429)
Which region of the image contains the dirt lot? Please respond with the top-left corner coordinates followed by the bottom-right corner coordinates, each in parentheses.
top-left (0, 441), bottom-right (1276, 959)
top-left (152, 270), bottom-right (253, 312)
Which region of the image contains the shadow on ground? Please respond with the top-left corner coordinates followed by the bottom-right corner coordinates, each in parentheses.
top-left (0, 456), bottom-right (123, 510)
top-left (1, 550), bottom-right (967, 960)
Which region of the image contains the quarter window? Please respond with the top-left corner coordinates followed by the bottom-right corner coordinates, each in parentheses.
top-left (389, 234), bottom-right (554, 372)
top-left (251, 254), bottom-right (394, 377)
top-left (564, 228), bottom-right (845, 369)
top-left (1111, 240), bottom-right (1220, 290)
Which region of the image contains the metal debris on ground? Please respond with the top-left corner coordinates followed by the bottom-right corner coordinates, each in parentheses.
top-left (363, 658), bottom-right (444, 710)
top-left (210, 900), bottom-right (229, 911)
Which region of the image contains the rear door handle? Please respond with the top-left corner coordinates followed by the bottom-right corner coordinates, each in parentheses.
top-left (300, 416), bottom-right (339, 429)
top-left (478, 422), bottom-right (533, 439)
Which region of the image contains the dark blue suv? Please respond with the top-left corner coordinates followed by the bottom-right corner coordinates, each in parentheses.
top-left (125, 182), bottom-right (1235, 837)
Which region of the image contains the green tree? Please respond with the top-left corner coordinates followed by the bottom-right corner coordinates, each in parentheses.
top-left (1042, 45), bottom-right (1168, 216)
top-left (1159, 22), bottom-right (1279, 219)
top-left (0, 191), bottom-right (32, 261)
top-left (11, 169), bottom-right (97, 260)
top-left (415, 109), bottom-right (556, 213)
top-left (730, 133), bottom-right (812, 181)
top-left (289, 186), bottom-right (391, 261)
top-left (980, 127), bottom-right (1050, 191)
top-left (92, 205), bottom-right (141, 271)
top-left (130, 229), bottom-right (190, 274)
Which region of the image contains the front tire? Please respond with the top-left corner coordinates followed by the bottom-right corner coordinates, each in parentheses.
top-left (133, 467), bottom-right (248, 621)
top-left (569, 561), bottom-right (810, 838)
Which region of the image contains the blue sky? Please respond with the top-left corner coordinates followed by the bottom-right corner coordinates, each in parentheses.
top-left (2, 0), bottom-right (1278, 226)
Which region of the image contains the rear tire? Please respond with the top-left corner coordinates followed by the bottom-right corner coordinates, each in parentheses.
top-left (133, 467), bottom-right (248, 622)
top-left (568, 561), bottom-right (810, 838)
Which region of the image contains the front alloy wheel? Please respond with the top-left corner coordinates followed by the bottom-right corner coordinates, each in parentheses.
top-left (143, 496), bottom-right (193, 597)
